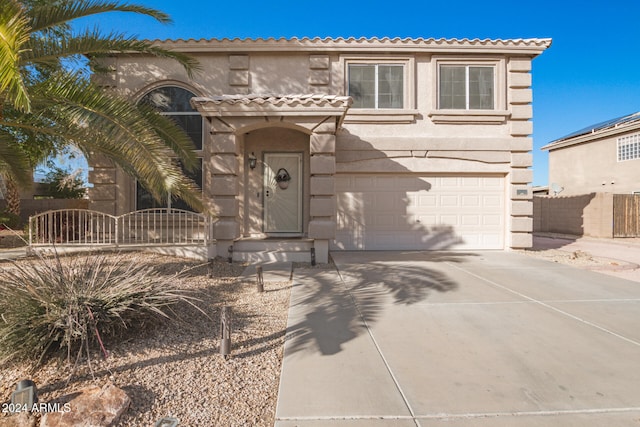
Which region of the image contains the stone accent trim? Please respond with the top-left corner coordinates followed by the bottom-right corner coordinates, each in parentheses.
top-left (508, 58), bottom-right (534, 138)
top-left (507, 57), bottom-right (535, 248)
top-left (228, 54), bottom-right (249, 92)
top-left (88, 154), bottom-right (117, 215)
top-left (208, 123), bottom-right (241, 240)
top-left (309, 131), bottom-right (337, 239)
top-left (309, 55), bottom-right (330, 87)
top-left (310, 134), bottom-right (336, 154)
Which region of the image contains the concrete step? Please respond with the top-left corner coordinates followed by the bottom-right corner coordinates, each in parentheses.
top-left (231, 238), bottom-right (313, 263)
top-left (233, 238), bottom-right (313, 252)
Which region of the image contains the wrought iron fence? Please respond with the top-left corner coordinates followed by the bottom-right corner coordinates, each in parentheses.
top-left (29, 209), bottom-right (210, 247)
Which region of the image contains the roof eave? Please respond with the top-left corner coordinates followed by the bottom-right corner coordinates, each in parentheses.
top-left (190, 95), bottom-right (353, 131)
top-left (148, 37), bottom-right (552, 56)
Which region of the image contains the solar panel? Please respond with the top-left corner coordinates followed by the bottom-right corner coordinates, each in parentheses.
top-left (551, 112), bottom-right (640, 144)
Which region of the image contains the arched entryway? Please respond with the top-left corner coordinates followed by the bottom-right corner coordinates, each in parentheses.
top-left (243, 127), bottom-right (310, 237)
top-left (190, 94), bottom-right (351, 263)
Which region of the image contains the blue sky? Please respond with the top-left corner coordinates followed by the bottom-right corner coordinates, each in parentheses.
top-left (74, 0), bottom-right (640, 186)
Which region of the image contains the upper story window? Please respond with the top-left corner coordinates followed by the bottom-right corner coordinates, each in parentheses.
top-left (618, 133), bottom-right (640, 161)
top-left (342, 57), bottom-right (417, 124)
top-left (429, 57), bottom-right (507, 124)
top-left (139, 86), bottom-right (203, 150)
top-left (439, 65), bottom-right (494, 110)
top-left (348, 64), bottom-right (404, 109)
top-left (137, 85), bottom-right (203, 211)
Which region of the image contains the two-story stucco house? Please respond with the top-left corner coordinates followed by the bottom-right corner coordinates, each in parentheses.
top-left (88, 37), bottom-right (551, 263)
top-left (542, 112), bottom-right (640, 196)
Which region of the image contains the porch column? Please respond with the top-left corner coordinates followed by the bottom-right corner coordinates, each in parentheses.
top-left (508, 58), bottom-right (534, 249)
top-left (208, 124), bottom-right (241, 255)
top-left (88, 154), bottom-right (118, 215)
top-left (308, 122), bottom-right (337, 264)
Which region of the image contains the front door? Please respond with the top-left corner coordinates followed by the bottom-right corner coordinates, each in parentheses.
top-left (263, 152), bottom-right (303, 234)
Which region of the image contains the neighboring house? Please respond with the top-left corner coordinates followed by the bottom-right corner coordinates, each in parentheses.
top-left (542, 112), bottom-right (640, 196)
top-left (89, 37), bottom-right (551, 262)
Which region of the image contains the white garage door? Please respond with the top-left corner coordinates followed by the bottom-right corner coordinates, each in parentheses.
top-left (333, 175), bottom-right (505, 250)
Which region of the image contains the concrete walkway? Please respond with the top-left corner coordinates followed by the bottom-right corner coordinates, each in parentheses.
top-left (275, 250), bottom-right (640, 426)
top-left (0, 247), bottom-right (27, 260)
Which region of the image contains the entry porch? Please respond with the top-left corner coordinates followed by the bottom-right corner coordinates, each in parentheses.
top-left (191, 94), bottom-right (352, 263)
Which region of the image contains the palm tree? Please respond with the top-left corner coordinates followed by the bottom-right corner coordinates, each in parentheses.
top-left (0, 0), bottom-right (204, 217)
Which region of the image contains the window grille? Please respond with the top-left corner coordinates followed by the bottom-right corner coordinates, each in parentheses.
top-left (618, 134), bottom-right (640, 161)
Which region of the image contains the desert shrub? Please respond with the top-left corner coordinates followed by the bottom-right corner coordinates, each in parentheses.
top-left (0, 252), bottom-right (201, 366)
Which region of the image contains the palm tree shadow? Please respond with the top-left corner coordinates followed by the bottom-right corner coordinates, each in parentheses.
top-left (283, 269), bottom-right (364, 356)
top-left (284, 250), bottom-right (476, 356)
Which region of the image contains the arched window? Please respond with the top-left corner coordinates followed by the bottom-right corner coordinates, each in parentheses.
top-left (136, 86), bottom-right (203, 211)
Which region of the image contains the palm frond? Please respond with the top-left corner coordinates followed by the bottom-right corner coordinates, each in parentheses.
top-left (23, 29), bottom-right (201, 76)
top-left (136, 103), bottom-right (199, 172)
top-left (1, 1), bottom-right (204, 212)
top-left (28, 0), bottom-right (171, 33)
top-left (28, 71), bottom-right (202, 210)
top-left (0, 131), bottom-right (32, 186)
top-left (0, 0), bottom-right (32, 111)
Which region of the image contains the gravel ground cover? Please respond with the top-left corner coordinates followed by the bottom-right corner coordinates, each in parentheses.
top-left (0, 252), bottom-right (292, 426)
top-left (0, 229), bottom-right (27, 248)
top-left (520, 247), bottom-right (636, 270)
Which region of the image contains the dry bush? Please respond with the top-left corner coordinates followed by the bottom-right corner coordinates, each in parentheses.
top-left (0, 251), bottom-right (201, 367)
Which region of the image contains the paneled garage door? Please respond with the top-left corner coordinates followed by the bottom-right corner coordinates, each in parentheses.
top-left (333, 175), bottom-right (505, 250)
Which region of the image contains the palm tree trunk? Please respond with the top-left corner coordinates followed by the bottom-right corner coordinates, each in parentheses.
top-left (5, 176), bottom-right (21, 217)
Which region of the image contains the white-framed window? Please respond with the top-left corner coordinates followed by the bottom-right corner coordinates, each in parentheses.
top-left (341, 56), bottom-right (417, 124)
top-left (618, 133), bottom-right (640, 161)
top-left (429, 57), bottom-right (507, 124)
top-left (136, 85), bottom-right (203, 211)
top-left (439, 65), bottom-right (495, 110)
top-left (348, 64), bottom-right (404, 109)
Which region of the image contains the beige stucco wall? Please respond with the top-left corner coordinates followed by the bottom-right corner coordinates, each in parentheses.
top-left (533, 193), bottom-right (613, 238)
top-left (548, 132), bottom-right (640, 196)
top-left (89, 38), bottom-right (550, 249)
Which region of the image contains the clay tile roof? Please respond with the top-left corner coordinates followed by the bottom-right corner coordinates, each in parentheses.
top-left (151, 36), bottom-right (551, 47)
top-left (151, 36), bottom-right (552, 54)
top-left (191, 94), bottom-right (353, 108)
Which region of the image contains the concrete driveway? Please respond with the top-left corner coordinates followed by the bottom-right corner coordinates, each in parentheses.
top-left (275, 250), bottom-right (640, 426)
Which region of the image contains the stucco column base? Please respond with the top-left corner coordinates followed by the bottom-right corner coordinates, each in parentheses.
top-left (314, 240), bottom-right (329, 264)
top-left (207, 243), bottom-right (218, 259)
top-left (213, 220), bottom-right (240, 240)
top-left (216, 240), bottom-right (235, 260)
top-left (308, 220), bottom-right (336, 239)
top-left (511, 232), bottom-right (533, 249)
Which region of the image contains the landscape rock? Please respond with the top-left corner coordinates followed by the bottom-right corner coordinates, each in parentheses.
top-left (0, 412), bottom-right (36, 427)
top-left (40, 382), bottom-right (130, 427)
top-left (0, 254), bottom-right (292, 426)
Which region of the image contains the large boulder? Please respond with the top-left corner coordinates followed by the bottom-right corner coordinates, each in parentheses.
top-left (0, 412), bottom-right (36, 427)
top-left (40, 382), bottom-right (130, 427)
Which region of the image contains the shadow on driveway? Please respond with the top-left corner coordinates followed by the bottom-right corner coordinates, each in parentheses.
top-left (283, 251), bottom-right (477, 356)
top-left (276, 250), bottom-right (640, 426)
